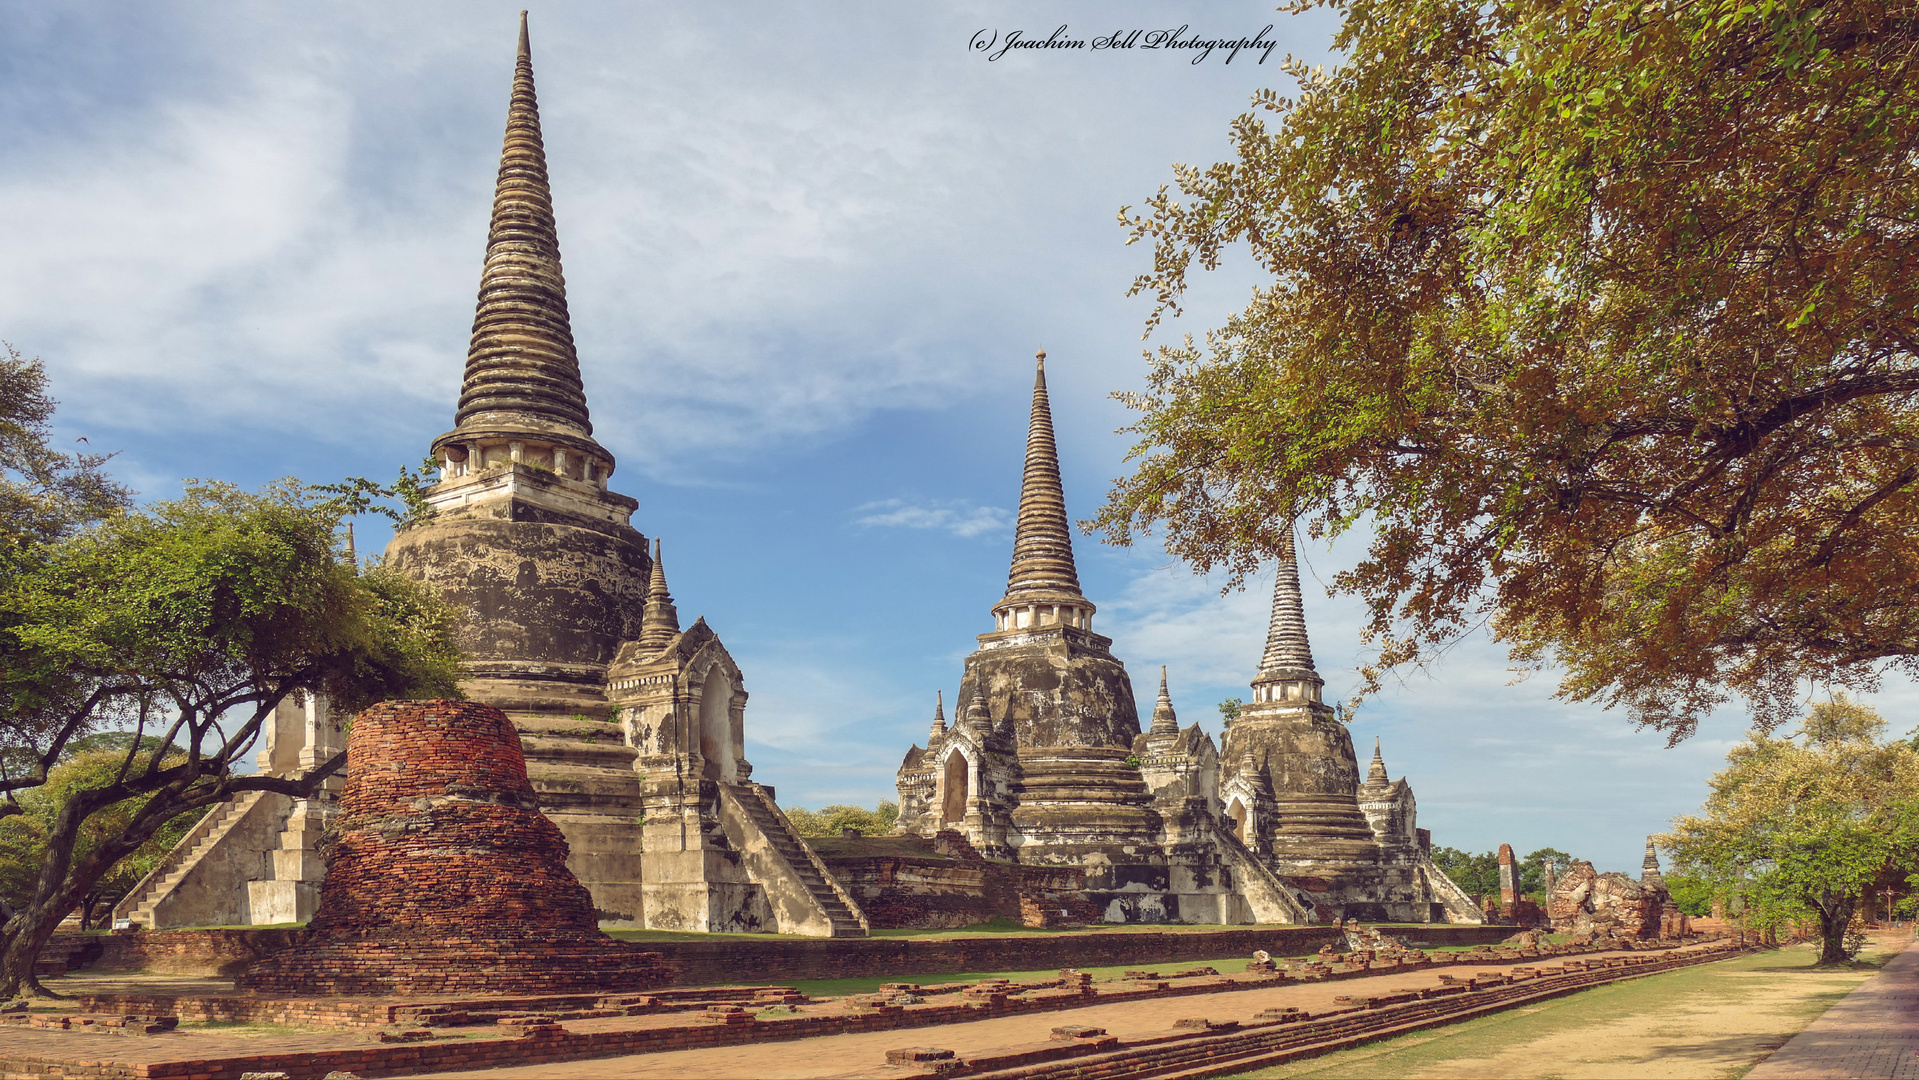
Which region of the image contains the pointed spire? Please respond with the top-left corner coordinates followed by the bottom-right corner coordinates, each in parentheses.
top-left (1150, 666), bottom-right (1179, 734)
top-left (1642, 836), bottom-right (1665, 886)
top-left (929, 691), bottom-right (947, 740)
top-left (963, 685), bottom-right (992, 735)
top-left (344, 521), bottom-right (357, 568)
top-left (998, 350), bottom-right (1085, 607)
top-left (454, 12), bottom-right (594, 438)
top-left (1244, 753), bottom-right (1274, 794)
top-left (1255, 528), bottom-right (1319, 685)
top-left (637, 538), bottom-right (680, 650)
top-left (1366, 736), bottom-right (1389, 785)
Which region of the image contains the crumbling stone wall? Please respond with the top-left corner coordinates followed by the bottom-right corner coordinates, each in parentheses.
top-left (1548, 859), bottom-right (1666, 939)
top-left (817, 832), bottom-right (1095, 929)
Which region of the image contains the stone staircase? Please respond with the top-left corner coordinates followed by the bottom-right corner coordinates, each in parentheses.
top-left (1209, 818), bottom-right (1317, 924)
top-left (730, 784), bottom-right (868, 938)
top-left (113, 790), bottom-right (268, 929)
top-left (1418, 850), bottom-right (1486, 923)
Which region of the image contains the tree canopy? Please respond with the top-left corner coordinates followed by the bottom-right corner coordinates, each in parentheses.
top-left (1662, 699), bottom-right (1919, 963)
top-left (786, 801), bottom-right (900, 839)
top-left (0, 468), bottom-right (463, 996)
top-left (0, 746), bottom-right (207, 930)
top-left (1431, 845), bottom-right (1576, 899)
top-left (1095, 0), bottom-right (1919, 738)
top-left (0, 346), bottom-right (130, 552)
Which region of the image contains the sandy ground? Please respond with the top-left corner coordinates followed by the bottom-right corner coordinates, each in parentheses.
top-left (420, 944), bottom-right (1727, 1080)
top-left (1236, 934), bottom-right (1905, 1080)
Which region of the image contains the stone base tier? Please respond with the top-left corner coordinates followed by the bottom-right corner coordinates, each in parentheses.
top-left (1008, 747), bottom-right (1165, 869)
top-left (237, 934), bottom-right (674, 996)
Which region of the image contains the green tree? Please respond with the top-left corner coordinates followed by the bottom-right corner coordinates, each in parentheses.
top-left (0, 480), bottom-right (464, 997)
top-left (1520, 847), bottom-right (1575, 897)
top-left (0, 345), bottom-right (131, 550)
top-left (1662, 699), bottom-right (1919, 963)
top-left (1094, 0), bottom-right (1919, 739)
top-left (0, 748), bottom-right (208, 929)
top-left (786, 801), bottom-right (900, 838)
top-left (1430, 847), bottom-right (1499, 898)
top-left (1218, 698), bottom-right (1242, 728)
top-left (1664, 872), bottom-right (1716, 918)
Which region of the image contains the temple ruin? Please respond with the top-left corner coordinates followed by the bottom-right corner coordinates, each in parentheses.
top-left (892, 354), bottom-right (1476, 925)
top-left (239, 700), bottom-right (674, 994)
top-left (114, 13), bottom-right (865, 939)
top-left (115, 13), bottom-right (1477, 939)
top-left (1216, 539), bottom-right (1481, 923)
top-left (1547, 837), bottom-right (1689, 941)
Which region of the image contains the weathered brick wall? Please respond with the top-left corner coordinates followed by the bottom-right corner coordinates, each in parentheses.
top-left (644, 927), bottom-right (1340, 985)
top-left (63, 922), bottom-right (1513, 985)
top-left (236, 700), bottom-right (671, 995)
top-left (821, 850), bottom-right (1091, 930)
top-left (69, 928), bottom-right (301, 976)
top-left (643, 923), bottom-right (1519, 984)
top-left (37, 942), bottom-right (1743, 1080)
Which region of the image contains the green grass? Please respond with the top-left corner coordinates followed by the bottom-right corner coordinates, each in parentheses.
top-left (1221, 944), bottom-right (1887, 1079)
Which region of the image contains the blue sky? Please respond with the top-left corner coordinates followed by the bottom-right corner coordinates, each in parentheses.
top-left (4, 2), bottom-right (1900, 876)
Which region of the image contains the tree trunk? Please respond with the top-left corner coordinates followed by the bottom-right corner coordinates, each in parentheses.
top-left (1817, 898), bottom-right (1856, 964)
top-left (0, 894), bottom-right (75, 999)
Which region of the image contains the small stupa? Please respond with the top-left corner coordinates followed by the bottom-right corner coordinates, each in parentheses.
top-left (239, 699), bottom-right (673, 995)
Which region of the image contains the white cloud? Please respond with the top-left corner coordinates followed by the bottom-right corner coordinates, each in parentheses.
top-left (732, 642), bottom-right (932, 809)
top-left (853, 498), bottom-right (1013, 539)
top-left (0, 2), bottom-right (1325, 487)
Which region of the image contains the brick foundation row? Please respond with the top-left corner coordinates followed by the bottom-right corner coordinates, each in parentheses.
top-left (899, 940), bottom-right (1762, 1080)
top-left (54, 922), bottom-right (1519, 986)
top-left (17, 938), bottom-right (1742, 1080)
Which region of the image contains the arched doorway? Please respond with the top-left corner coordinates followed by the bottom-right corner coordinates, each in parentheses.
top-left (1227, 798), bottom-right (1248, 840)
top-left (698, 667), bottom-right (735, 783)
top-left (941, 751), bottom-right (969, 826)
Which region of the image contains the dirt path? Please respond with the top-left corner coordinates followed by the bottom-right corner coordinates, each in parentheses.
top-left (420, 944), bottom-right (1725, 1080)
top-left (1233, 935), bottom-right (1903, 1080)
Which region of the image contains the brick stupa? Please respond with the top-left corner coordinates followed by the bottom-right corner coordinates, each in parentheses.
top-left (240, 700), bottom-right (673, 995)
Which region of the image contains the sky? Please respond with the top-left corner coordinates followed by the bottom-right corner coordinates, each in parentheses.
top-left (4, 2), bottom-right (1906, 876)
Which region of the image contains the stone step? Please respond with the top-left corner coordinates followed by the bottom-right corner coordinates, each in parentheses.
top-left (733, 785), bottom-right (866, 934)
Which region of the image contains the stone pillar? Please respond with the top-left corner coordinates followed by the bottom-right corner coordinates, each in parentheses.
top-left (1497, 843), bottom-right (1519, 918)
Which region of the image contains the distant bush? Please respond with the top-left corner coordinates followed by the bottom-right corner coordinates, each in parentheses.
top-left (786, 800), bottom-right (899, 838)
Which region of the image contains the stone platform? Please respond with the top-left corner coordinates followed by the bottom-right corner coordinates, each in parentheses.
top-left (58, 923), bottom-right (1522, 988)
